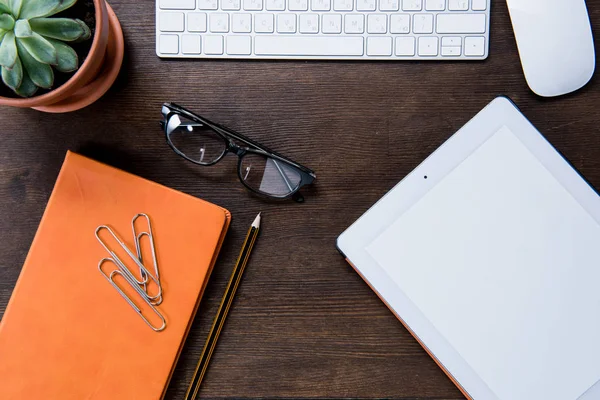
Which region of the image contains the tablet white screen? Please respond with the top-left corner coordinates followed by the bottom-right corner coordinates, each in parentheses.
top-left (366, 126), bottom-right (600, 400)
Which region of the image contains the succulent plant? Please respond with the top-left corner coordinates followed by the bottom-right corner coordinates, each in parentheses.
top-left (0, 0), bottom-right (91, 97)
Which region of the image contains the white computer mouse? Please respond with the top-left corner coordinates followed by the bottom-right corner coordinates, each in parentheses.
top-left (506, 0), bottom-right (596, 97)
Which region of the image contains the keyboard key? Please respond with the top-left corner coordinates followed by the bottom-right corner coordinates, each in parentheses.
top-left (334, 0), bottom-right (353, 11)
top-left (379, 0), bottom-right (399, 11)
top-left (436, 13), bottom-right (485, 33)
top-left (367, 14), bottom-right (387, 34)
top-left (181, 34), bottom-right (201, 54)
top-left (356, 0), bottom-right (376, 11)
top-left (390, 14), bottom-right (410, 33)
top-left (254, 36), bottom-right (363, 55)
top-left (464, 36), bottom-right (485, 56)
top-left (344, 14), bottom-right (364, 33)
top-left (322, 14), bottom-right (342, 33)
top-left (159, 12), bottom-right (184, 32)
top-left (244, 0), bottom-right (263, 10)
top-left (226, 35), bottom-right (252, 54)
top-left (198, 0), bottom-right (218, 9)
top-left (160, 0), bottom-right (195, 9)
top-left (425, 0), bottom-right (444, 10)
top-left (471, 0), bottom-right (486, 10)
top-left (159, 34), bottom-right (179, 54)
top-left (366, 37), bottom-right (392, 56)
top-left (232, 13), bottom-right (252, 32)
top-left (289, 0), bottom-right (309, 11)
top-left (441, 46), bottom-right (460, 56)
top-left (395, 36), bottom-right (415, 55)
top-left (277, 14), bottom-right (297, 33)
top-left (187, 12), bottom-right (207, 32)
top-left (448, 0), bottom-right (467, 10)
top-left (255, 13), bottom-right (274, 32)
top-left (413, 13), bottom-right (433, 33)
top-left (222, 0), bottom-right (241, 10)
top-left (402, 0), bottom-right (421, 11)
top-left (441, 36), bottom-right (461, 46)
top-left (204, 35), bottom-right (224, 54)
top-left (210, 13), bottom-right (230, 32)
top-left (266, 0), bottom-right (285, 10)
top-left (299, 14), bottom-right (319, 33)
top-left (418, 36), bottom-right (438, 56)
top-left (311, 0), bottom-right (331, 10)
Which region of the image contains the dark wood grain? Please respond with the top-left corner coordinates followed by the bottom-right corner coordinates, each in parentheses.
top-left (2, 1), bottom-right (600, 398)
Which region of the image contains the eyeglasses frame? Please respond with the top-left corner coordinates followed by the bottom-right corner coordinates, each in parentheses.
top-left (160, 102), bottom-right (316, 202)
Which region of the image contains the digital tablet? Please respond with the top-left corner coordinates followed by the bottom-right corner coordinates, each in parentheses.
top-left (337, 97), bottom-right (600, 400)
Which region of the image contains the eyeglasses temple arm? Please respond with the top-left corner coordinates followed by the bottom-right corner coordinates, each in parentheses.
top-left (220, 125), bottom-right (316, 177)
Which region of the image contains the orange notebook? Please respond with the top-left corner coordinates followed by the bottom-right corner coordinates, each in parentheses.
top-left (0, 151), bottom-right (231, 400)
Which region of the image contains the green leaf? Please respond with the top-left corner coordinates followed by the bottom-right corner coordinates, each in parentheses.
top-left (10, 0), bottom-right (22, 18)
top-left (16, 39), bottom-right (53, 88)
top-left (76, 18), bottom-right (91, 41)
top-left (17, 32), bottom-right (56, 65)
top-left (1, 56), bottom-right (21, 89)
top-left (14, 19), bottom-right (32, 37)
top-left (29, 17), bottom-right (87, 41)
top-left (0, 30), bottom-right (16, 68)
top-left (0, 1), bottom-right (10, 14)
top-left (0, 13), bottom-right (14, 30)
top-left (47, 38), bottom-right (76, 72)
top-left (43, 0), bottom-right (77, 16)
top-left (15, 69), bottom-right (37, 97)
top-left (0, 28), bottom-right (7, 43)
top-left (20, 0), bottom-right (60, 19)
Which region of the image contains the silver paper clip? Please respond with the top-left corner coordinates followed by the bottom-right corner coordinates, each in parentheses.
top-left (98, 258), bottom-right (166, 332)
top-left (95, 225), bottom-right (163, 303)
top-left (132, 213), bottom-right (162, 305)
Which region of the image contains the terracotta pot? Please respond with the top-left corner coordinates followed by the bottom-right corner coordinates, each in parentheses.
top-left (0, 0), bottom-right (124, 113)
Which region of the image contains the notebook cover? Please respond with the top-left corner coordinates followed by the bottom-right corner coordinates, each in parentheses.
top-left (0, 151), bottom-right (231, 400)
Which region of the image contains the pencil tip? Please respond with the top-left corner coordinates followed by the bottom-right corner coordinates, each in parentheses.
top-left (252, 213), bottom-right (261, 228)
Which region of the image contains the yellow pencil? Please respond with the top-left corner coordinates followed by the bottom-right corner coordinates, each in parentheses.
top-left (184, 213), bottom-right (262, 400)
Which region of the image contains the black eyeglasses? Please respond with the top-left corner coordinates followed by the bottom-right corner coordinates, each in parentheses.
top-left (160, 103), bottom-right (316, 202)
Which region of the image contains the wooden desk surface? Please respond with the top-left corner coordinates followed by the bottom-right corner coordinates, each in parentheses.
top-left (1, 1), bottom-right (600, 398)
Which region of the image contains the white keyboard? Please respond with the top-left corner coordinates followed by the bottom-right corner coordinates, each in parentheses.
top-left (156, 0), bottom-right (490, 60)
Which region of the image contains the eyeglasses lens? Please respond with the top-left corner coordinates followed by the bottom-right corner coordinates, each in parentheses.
top-left (239, 152), bottom-right (302, 197)
top-left (166, 114), bottom-right (227, 165)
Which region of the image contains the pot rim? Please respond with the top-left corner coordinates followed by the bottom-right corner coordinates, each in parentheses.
top-left (0, 0), bottom-right (108, 107)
